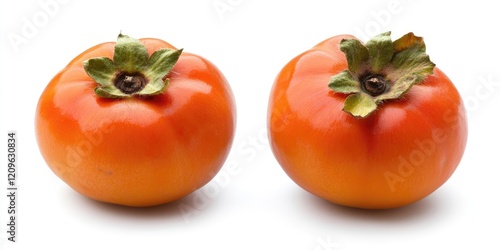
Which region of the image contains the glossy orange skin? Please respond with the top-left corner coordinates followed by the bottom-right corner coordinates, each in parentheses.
top-left (268, 35), bottom-right (467, 209)
top-left (36, 38), bottom-right (236, 207)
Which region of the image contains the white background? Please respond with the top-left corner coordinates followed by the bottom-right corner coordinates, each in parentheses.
top-left (1, 0), bottom-right (499, 249)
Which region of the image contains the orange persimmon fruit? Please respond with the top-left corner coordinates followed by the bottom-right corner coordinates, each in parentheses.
top-left (35, 34), bottom-right (236, 207)
top-left (268, 32), bottom-right (467, 209)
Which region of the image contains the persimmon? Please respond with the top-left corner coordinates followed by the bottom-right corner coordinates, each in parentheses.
top-left (268, 32), bottom-right (467, 209)
top-left (35, 34), bottom-right (236, 207)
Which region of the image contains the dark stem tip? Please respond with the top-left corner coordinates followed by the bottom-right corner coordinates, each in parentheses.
top-left (115, 72), bottom-right (147, 94)
top-left (361, 74), bottom-right (388, 97)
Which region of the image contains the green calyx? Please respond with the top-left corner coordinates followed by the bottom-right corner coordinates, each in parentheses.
top-left (328, 32), bottom-right (435, 118)
top-left (83, 34), bottom-right (183, 98)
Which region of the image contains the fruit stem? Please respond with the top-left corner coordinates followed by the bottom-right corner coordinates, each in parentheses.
top-left (83, 34), bottom-right (183, 98)
top-left (114, 72), bottom-right (148, 94)
top-left (360, 74), bottom-right (387, 97)
top-left (328, 32), bottom-right (436, 118)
